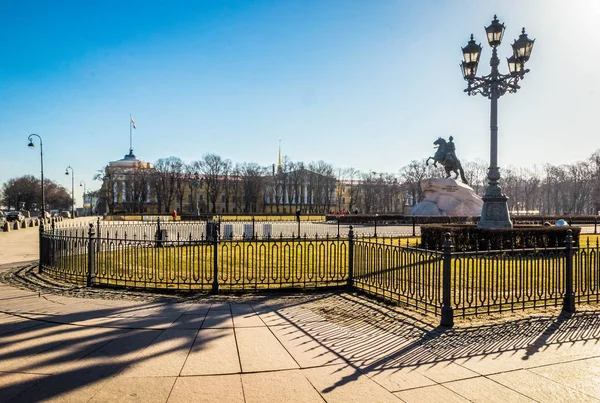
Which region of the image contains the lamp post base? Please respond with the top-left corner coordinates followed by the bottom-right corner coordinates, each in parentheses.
top-left (478, 186), bottom-right (513, 229)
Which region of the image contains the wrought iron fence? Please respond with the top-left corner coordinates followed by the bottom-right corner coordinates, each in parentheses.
top-left (41, 224), bottom-right (348, 292)
top-left (449, 247), bottom-right (567, 316)
top-left (51, 217), bottom-right (420, 239)
top-left (352, 240), bottom-right (442, 314)
top-left (39, 222), bottom-right (600, 327)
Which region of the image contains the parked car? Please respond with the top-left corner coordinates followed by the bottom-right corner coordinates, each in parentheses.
top-left (6, 211), bottom-right (25, 222)
top-left (50, 209), bottom-right (61, 217)
top-left (60, 211), bottom-right (71, 219)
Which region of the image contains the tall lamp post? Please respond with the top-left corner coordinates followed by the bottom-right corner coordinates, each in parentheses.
top-left (65, 166), bottom-right (74, 218)
top-left (27, 134), bottom-right (45, 272)
top-left (461, 15), bottom-right (535, 228)
top-left (27, 134), bottom-right (45, 221)
top-left (80, 181), bottom-right (86, 216)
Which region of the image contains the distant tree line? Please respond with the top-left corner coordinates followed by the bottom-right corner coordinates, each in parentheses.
top-left (400, 150), bottom-right (600, 215)
top-left (13, 148), bottom-right (593, 216)
top-left (0, 175), bottom-right (73, 211)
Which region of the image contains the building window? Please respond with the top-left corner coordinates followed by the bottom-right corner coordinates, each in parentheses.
top-left (221, 194), bottom-right (226, 203)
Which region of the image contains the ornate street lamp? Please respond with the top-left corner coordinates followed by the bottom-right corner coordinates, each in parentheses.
top-left (80, 181), bottom-right (86, 216)
top-left (461, 15), bottom-right (535, 228)
top-left (65, 166), bottom-right (74, 218)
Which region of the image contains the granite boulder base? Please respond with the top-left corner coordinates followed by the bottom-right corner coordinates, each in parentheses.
top-left (409, 178), bottom-right (483, 216)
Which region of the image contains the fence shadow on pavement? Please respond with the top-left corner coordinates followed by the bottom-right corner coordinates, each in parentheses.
top-left (1, 283), bottom-right (599, 400)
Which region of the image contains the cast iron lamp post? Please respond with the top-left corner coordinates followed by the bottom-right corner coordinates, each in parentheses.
top-left (461, 15), bottom-right (535, 228)
top-left (27, 134), bottom-right (45, 272)
top-left (80, 181), bottom-right (86, 216)
top-left (65, 166), bottom-right (74, 218)
top-left (27, 134), bottom-right (45, 222)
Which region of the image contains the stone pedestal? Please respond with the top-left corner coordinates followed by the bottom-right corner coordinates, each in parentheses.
top-left (477, 183), bottom-right (513, 228)
top-left (409, 178), bottom-right (483, 217)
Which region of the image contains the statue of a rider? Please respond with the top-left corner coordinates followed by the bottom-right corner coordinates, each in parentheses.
top-left (426, 135), bottom-right (468, 184)
top-left (443, 136), bottom-right (457, 166)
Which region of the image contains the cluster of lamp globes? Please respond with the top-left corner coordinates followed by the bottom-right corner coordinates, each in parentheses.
top-left (460, 15), bottom-right (535, 80)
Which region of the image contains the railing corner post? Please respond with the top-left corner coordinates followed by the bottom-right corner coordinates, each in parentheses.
top-left (563, 229), bottom-right (575, 313)
top-left (440, 232), bottom-right (454, 327)
top-left (87, 222), bottom-right (96, 287)
top-left (347, 225), bottom-right (354, 288)
top-left (212, 223), bottom-right (220, 294)
top-left (38, 220), bottom-right (45, 274)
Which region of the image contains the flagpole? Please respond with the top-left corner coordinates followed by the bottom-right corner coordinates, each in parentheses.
top-left (129, 114), bottom-right (133, 155)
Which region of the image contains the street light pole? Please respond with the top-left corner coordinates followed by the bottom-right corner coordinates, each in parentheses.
top-left (80, 181), bottom-right (86, 216)
top-left (461, 15), bottom-right (535, 228)
top-left (27, 134), bottom-right (45, 221)
top-left (27, 134), bottom-right (45, 273)
top-left (65, 166), bottom-right (74, 218)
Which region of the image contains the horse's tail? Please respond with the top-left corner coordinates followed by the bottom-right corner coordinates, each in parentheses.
top-left (459, 165), bottom-right (468, 185)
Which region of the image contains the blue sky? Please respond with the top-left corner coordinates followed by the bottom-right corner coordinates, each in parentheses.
top-left (1, 0), bottom-right (599, 207)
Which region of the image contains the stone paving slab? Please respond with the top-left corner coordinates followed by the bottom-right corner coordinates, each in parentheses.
top-left (0, 371), bottom-right (48, 403)
top-left (270, 324), bottom-right (346, 368)
top-left (454, 340), bottom-right (600, 375)
top-left (168, 375), bottom-right (245, 403)
top-left (202, 310), bottom-right (233, 329)
top-left (169, 313), bottom-right (206, 330)
top-left (489, 368), bottom-right (598, 402)
top-left (236, 327), bottom-right (299, 372)
top-left (395, 384), bottom-right (470, 403)
top-left (302, 364), bottom-right (401, 403)
top-left (88, 376), bottom-right (176, 403)
top-left (242, 370), bottom-right (325, 403)
top-left (180, 328), bottom-right (240, 375)
top-left (443, 376), bottom-right (536, 403)
top-left (1, 326), bottom-right (126, 375)
top-left (528, 357), bottom-right (600, 399)
top-left (120, 329), bottom-right (198, 377)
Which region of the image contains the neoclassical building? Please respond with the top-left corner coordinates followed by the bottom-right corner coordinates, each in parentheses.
top-left (98, 150), bottom-right (405, 215)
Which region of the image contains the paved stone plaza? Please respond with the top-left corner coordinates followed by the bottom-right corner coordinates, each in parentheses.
top-left (0, 220), bottom-right (599, 402)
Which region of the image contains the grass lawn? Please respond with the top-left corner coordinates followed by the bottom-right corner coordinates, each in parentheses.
top-left (53, 238), bottom-right (349, 290)
top-left (45, 234), bottom-right (600, 314)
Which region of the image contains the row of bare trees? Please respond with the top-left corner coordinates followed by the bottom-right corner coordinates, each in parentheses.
top-left (93, 149), bottom-right (600, 215)
top-left (400, 150), bottom-right (600, 215)
top-left (0, 175), bottom-right (73, 211)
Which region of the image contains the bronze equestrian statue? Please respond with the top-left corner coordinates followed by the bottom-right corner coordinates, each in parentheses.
top-left (426, 136), bottom-right (468, 185)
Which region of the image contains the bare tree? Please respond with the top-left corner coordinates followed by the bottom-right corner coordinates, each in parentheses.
top-left (238, 163), bottom-right (267, 213)
top-left (196, 153), bottom-right (230, 213)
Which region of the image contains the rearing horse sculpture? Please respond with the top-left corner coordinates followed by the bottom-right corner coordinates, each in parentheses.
top-left (426, 137), bottom-right (468, 185)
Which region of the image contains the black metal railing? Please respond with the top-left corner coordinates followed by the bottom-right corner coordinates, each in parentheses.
top-left (42, 223), bottom-right (348, 292)
top-left (52, 217), bottom-right (421, 239)
top-left (352, 240), bottom-right (442, 314)
top-left (39, 223), bottom-right (600, 327)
